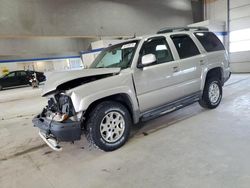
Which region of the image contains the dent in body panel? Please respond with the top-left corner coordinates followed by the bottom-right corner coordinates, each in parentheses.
top-left (42, 68), bottom-right (121, 96)
top-left (57, 74), bottom-right (115, 91)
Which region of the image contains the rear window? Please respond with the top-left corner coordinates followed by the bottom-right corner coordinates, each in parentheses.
top-left (194, 32), bottom-right (225, 52)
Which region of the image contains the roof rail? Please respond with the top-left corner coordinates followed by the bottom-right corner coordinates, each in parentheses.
top-left (157, 27), bottom-right (209, 34)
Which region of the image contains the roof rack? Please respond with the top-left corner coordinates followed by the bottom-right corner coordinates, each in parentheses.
top-left (157, 27), bottom-right (209, 34)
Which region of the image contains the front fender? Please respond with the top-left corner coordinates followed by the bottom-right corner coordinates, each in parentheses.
top-left (67, 73), bottom-right (140, 122)
top-left (75, 87), bottom-right (137, 112)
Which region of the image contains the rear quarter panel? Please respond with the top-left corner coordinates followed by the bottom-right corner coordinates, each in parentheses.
top-left (201, 50), bottom-right (229, 90)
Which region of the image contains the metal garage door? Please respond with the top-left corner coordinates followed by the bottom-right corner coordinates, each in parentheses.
top-left (229, 0), bottom-right (250, 72)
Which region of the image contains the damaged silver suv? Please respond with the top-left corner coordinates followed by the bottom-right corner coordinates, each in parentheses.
top-left (33, 27), bottom-right (231, 151)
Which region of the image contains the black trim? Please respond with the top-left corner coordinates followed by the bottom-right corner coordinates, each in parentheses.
top-left (141, 92), bottom-right (201, 121)
top-left (157, 27), bottom-right (209, 34)
top-left (33, 115), bottom-right (81, 142)
top-left (224, 72), bottom-right (231, 83)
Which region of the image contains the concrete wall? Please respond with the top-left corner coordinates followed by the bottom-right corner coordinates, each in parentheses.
top-left (191, 0), bottom-right (204, 23)
top-left (204, 0), bottom-right (227, 22)
top-left (0, 59), bottom-right (84, 77)
top-left (0, 0), bottom-right (193, 36)
top-left (0, 63), bottom-right (18, 76)
top-left (0, 0), bottom-right (196, 58)
top-left (204, 0), bottom-right (228, 48)
top-left (0, 38), bottom-right (95, 56)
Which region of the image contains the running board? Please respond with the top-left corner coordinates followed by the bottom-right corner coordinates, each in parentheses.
top-left (141, 92), bottom-right (200, 122)
top-left (39, 131), bottom-right (62, 151)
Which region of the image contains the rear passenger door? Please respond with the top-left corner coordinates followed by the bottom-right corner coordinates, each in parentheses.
top-left (170, 34), bottom-right (206, 94)
top-left (17, 71), bottom-right (28, 85)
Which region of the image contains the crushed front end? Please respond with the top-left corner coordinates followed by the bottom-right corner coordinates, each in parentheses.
top-left (33, 93), bottom-right (81, 151)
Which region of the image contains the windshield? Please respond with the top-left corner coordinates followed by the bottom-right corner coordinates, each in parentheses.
top-left (1, 73), bottom-right (10, 78)
top-left (90, 40), bottom-right (139, 69)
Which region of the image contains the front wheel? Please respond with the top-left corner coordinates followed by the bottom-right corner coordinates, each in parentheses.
top-left (199, 77), bottom-right (222, 109)
top-left (85, 101), bottom-right (131, 151)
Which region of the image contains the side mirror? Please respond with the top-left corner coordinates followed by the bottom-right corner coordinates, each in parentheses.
top-left (138, 54), bottom-right (156, 68)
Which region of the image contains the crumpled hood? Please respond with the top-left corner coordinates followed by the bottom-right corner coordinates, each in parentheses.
top-left (42, 68), bottom-right (121, 96)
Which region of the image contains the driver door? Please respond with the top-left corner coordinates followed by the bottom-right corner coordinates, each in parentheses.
top-left (133, 37), bottom-right (183, 112)
top-left (2, 72), bottom-right (18, 87)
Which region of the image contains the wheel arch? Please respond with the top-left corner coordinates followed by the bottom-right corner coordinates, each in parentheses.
top-left (83, 93), bottom-right (140, 126)
top-left (202, 67), bottom-right (223, 90)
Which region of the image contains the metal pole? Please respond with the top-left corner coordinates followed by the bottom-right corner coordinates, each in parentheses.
top-left (203, 0), bottom-right (207, 20)
top-left (227, 0), bottom-right (230, 53)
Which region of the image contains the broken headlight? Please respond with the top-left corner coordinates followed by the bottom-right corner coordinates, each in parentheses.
top-left (45, 93), bottom-right (76, 122)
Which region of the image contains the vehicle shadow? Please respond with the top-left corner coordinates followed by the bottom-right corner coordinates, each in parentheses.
top-left (129, 103), bottom-right (206, 139)
top-left (0, 82), bottom-right (45, 91)
top-left (1, 85), bottom-right (31, 91)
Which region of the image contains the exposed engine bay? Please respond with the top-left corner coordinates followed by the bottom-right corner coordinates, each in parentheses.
top-left (41, 93), bottom-right (76, 122)
top-left (33, 93), bottom-right (81, 151)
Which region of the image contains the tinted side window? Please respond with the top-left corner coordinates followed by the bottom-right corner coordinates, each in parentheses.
top-left (140, 37), bottom-right (173, 64)
top-left (17, 71), bottom-right (27, 76)
top-left (27, 71), bottom-right (34, 76)
top-left (194, 32), bottom-right (225, 52)
top-left (171, 35), bottom-right (200, 59)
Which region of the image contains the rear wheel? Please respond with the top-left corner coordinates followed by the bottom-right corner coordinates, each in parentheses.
top-left (85, 101), bottom-right (131, 151)
top-left (199, 77), bottom-right (222, 109)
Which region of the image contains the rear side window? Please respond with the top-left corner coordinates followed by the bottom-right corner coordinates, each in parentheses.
top-left (17, 71), bottom-right (27, 76)
top-left (171, 35), bottom-right (200, 59)
top-left (194, 32), bottom-right (225, 52)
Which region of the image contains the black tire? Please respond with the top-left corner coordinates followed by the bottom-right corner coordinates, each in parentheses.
top-left (199, 77), bottom-right (222, 109)
top-left (85, 101), bottom-right (131, 151)
top-left (0, 85), bottom-right (2, 91)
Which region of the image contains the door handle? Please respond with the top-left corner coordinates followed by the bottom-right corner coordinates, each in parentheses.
top-left (200, 60), bottom-right (205, 65)
top-left (173, 66), bottom-right (179, 73)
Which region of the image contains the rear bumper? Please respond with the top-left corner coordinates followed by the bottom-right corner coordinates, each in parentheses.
top-left (224, 72), bottom-right (231, 83)
top-left (32, 114), bottom-right (81, 142)
top-left (223, 67), bottom-right (231, 84)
